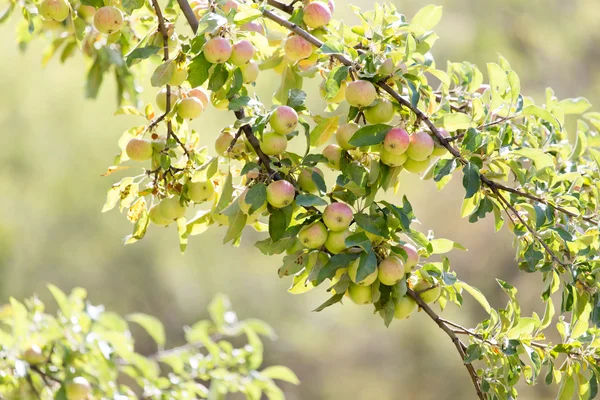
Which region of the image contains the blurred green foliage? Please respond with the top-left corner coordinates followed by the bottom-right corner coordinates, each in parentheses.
top-left (1, 0), bottom-right (599, 398)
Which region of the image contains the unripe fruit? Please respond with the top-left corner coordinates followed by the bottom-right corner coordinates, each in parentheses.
top-left (358, 228), bottom-right (384, 245)
top-left (348, 258), bottom-right (377, 286)
top-left (394, 296), bottom-right (417, 320)
top-left (241, 21), bottom-right (265, 35)
top-left (65, 377), bottom-right (91, 400)
top-left (266, 180), bottom-right (295, 208)
top-left (327, 0), bottom-right (335, 12)
top-left (221, 0), bottom-right (238, 13)
top-left (149, 204), bottom-right (170, 226)
top-left (319, 80), bottom-right (347, 103)
top-left (229, 40), bottom-right (255, 65)
top-left (336, 122), bottom-right (359, 150)
top-left (156, 87), bottom-right (182, 112)
top-left (240, 61), bottom-right (259, 84)
top-left (239, 188), bottom-right (267, 215)
top-left (377, 256), bottom-right (404, 286)
top-left (260, 132), bottom-right (288, 155)
top-left (169, 66), bottom-right (188, 86)
top-left (345, 80), bottom-right (377, 108)
top-left (364, 98), bottom-right (394, 124)
top-left (158, 196), bottom-right (186, 221)
top-left (284, 35), bottom-right (313, 61)
top-left (323, 202), bottom-right (353, 231)
top-left (400, 243), bottom-right (419, 273)
top-left (302, 1), bottom-right (331, 28)
top-left (126, 138), bottom-right (153, 161)
top-left (188, 180), bottom-right (215, 203)
top-left (297, 52), bottom-right (319, 71)
top-left (212, 96), bottom-right (229, 110)
top-left (347, 283), bottom-right (372, 305)
top-left (187, 87), bottom-right (210, 108)
top-left (213, 212), bottom-right (229, 225)
top-left (215, 132), bottom-right (234, 155)
top-left (23, 345), bottom-right (45, 365)
top-left (413, 280), bottom-right (441, 304)
top-left (406, 131), bottom-right (434, 161)
top-left (322, 144), bottom-right (343, 170)
top-left (77, 5), bottom-right (95, 20)
top-left (298, 221), bottom-right (328, 249)
top-left (377, 58), bottom-right (395, 76)
top-left (431, 128), bottom-right (450, 156)
top-left (203, 37), bottom-right (232, 64)
top-left (403, 158), bottom-right (431, 173)
top-left (330, 266), bottom-right (347, 294)
top-left (297, 167), bottom-right (324, 193)
top-left (270, 105), bottom-right (299, 134)
top-left (177, 97), bottom-right (203, 119)
top-left (380, 149), bottom-right (407, 167)
top-left (40, 0), bottom-right (69, 21)
top-left (325, 229), bottom-right (351, 254)
top-left (93, 6), bottom-right (123, 35)
top-left (286, 238), bottom-right (304, 255)
top-left (383, 127), bottom-right (410, 155)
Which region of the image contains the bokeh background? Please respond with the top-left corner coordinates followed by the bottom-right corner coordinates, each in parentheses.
top-left (1, 0), bottom-right (599, 398)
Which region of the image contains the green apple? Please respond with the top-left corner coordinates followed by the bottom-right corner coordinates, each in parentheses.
top-left (322, 144), bottom-right (343, 170)
top-left (347, 283), bottom-right (372, 305)
top-left (324, 229), bottom-right (351, 254)
top-left (345, 80), bottom-right (377, 108)
top-left (177, 97), bottom-right (203, 119)
top-left (364, 98), bottom-right (394, 124)
top-left (23, 345), bottom-right (45, 365)
top-left (260, 132), bottom-right (288, 155)
top-left (149, 204), bottom-right (171, 226)
top-left (125, 138), bottom-right (153, 161)
top-left (238, 188), bottom-right (267, 215)
top-left (403, 158), bottom-right (431, 173)
top-left (298, 221), bottom-right (328, 249)
top-left (65, 377), bottom-right (91, 400)
top-left (394, 296), bottom-right (417, 320)
top-left (336, 122), bottom-right (360, 150)
top-left (188, 180), bottom-right (215, 203)
top-left (413, 279), bottom-right (441, 304)
top-left (157, 196), bottom-right (186, 221)
top-left (240, 61), bottom-right (259, 83)
top-left (383, 127), bottom-right (410, 155)
top-left (40, 0), bottom-right (70, 21)
top-left (297, 167), bottom-right (324, 193)
top-left (380, 149), bottom-right (407, 167)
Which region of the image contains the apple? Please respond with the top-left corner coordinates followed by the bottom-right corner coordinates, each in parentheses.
top-left (240, 61), bottom-right (259, 83)
top-left (345, 80), bottom-right (377, 108)
top-left (286, 238), bottom-right (305, 255)
top-left (358, 228), bottom-right (384, 245)
top-left (347, 283), bottom-right (372, 305)
top-left (348, 258), bottom-right (377, 286)
top-left (297, 52), bottom-right (319, 71)
top-left (186, 87), bottom-right (210, 108)
top-left (324, 229), bottom-right (351, 254)
top-left (431, 128), bottom-right (450, 156)
top-left (394, 296), bottom-right (417, 320)
top-left (377, 256), bottom-right (404, 286)
top-left (266, 180), bottom-right (295, 208)
top-left (399, 243), bottom-right (419, 273)
top-left (125, 138), bottom-right (153, 161)
top-left (93, 6), bottom-right (123, 34)
top-left (40, 0), bottom-right (69, 21)
top-left (23, 345), bottom-right (45, 365)
top-left (319, 80), bottom-right (347, 103)
top-left (169, 66), bottom-right (188, 86)
top-left (413, 280), bottom-right (441, 304)
top-left (403, 158), bottom-right (431, 174)
top-left (177, 97), bottom-right (203, 119)
top-left (221, 0), bottom-right (238, 13)
top-left (380, 149), bottom-right (407, 167)
top-left (229, 40), bottom-right (255, 65)
top-left (322, 202), bottom-right (353, 231)
top-left (364, 98), bottom-right (394, 124)
top-left (322, 144), bottom-right (343, 170)
top-left (270, 105), bottom-right (299, 134)
top-left (260, 132), bottom-right (288, 155)
top-left (377, 58), bottom-right (395, 76)
top-left (406, 131), bottom-right (434, 161)
top-left (383, 127), bottom-right (409, 155)
top-left (188, 180), bottom-right (215, 203)
top-left (241, 21), bottom-right (265, 35)
top-left (77, 4), bottom-right (95, 20)
top-left (336, 122), bottom-right (359, 150)
top-left (297, 167), bottom-right (324, 193)
top-left (327, 0), bottom-right (335, 12)
top-left (298, 221), bottom-right (328, 249)
top-left (157, 196), bottom-right (186, 221)
top-left (215, 132), bottom-right (234, 155)
top-left (65, 377), bottom-right (91, 400)
top-left (238, 188), bottom-right (267, 215)
top-left (284, 35), bottom-right (313, 61)
top-left (156, 87), bottom-right (182, 111)
top-left (303, 1), bottom-right (331, 29)
top-left (149, 204), bottom-right (170, 226)
top-left (203, 37), bottom-right (232, 64)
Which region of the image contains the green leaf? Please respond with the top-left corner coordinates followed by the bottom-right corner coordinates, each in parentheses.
top-left (348, 124), bottom-right (392, 147)
top-left (433, 159), bottom-right (457, 182)
top-left (215, 172), bottom-right (233, 212)
top-left (457, 281), bottom-right (491, 314)
top-left (463, 343), bottom-right (482, 363)
top-left (295, 194), bottom-right (327, 207)
top-left (269, 207), bottom-right (291, 241)
top-left (196, 12), bottom-right (228, 35)
top-left (188, 54), bottom-right (211, 87)
top-left (559, 97), bottom-right (591, 115)
top-left (245, 184), bottom-right (267, 215)
top-left (313, 293), bottom-right (345, 312)
top-left (224, 211), bottom-right (247, 244)
top-left (317, 253), bottom-right (359, 284)
top-left (320, 40), bottom-right (344, 54)
top-left (287, 89), bottom-right (306, 110)
top-left (462, 162), bottom-right (480, 199)
top-left (150, 60), bottom-right (174, 87)
top-left (208, 294), bottom-right (231, 328)
top-left (353, 213), bottom-right (388, 237)
top-left (356, 251), bottom-right (377, 283)
top-left (521, 105), bottom-right (561, 130)
top-left (122, 0), bottom-right (144, 14)
top-left (430, 238), bottom-right (465, 254)
top-left (125, 45), bottom-right (160, 67)
top-left (310, 116), bottom-right (340, 146)
top-left (274, 66), bottom-right (302, 105)
top-left (411, 4), bottom-right (443, 30)
top-left (127, 313), bottom-right (166, 348)
top-left (512, 148), bottom-right (554, 169)
top-left (438, 113), bottom-right (471, 132)
top-left (48, 284), bottom-right (72, 318)
top-left (208, 64), bottom-right (229, 92)
top-left (324, 66), bottom-right (349, 100)
top-left (260, 366), bottom-right (300, 385)
top-left (85, 61), bottom-right (104, 98)
top-left (557, 374), bottom-right (575, 400)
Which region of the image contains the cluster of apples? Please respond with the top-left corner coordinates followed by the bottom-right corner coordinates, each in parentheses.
top-left (261, 105), bottom-right (300, 155)
top-left (38, 0), bottom-right (125, 37)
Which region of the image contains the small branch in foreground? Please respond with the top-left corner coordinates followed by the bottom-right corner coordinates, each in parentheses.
top-left (175, 0), bottom-right (198, 33)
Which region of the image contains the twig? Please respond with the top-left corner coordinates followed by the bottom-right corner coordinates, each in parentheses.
top-left (175, 0), bottom-right (198, 33)
top-left (227, 126), bottom-right (244, 153)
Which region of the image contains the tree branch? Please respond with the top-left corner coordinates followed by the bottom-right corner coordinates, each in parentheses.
top-left (175, 0), bottom-right (198, 33)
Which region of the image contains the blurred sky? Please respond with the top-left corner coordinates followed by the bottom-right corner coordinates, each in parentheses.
top-left (1, 0), bottom-right (600, 399)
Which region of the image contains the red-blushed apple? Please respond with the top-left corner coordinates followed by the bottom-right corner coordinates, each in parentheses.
top-left (413, 279), bottom-right (441, 304)
top-left (345, 80), bottom-right (377, 108)
top-left (266, 180), bottom-right (295, 208)
top-left (238, 188), bottom-right (267, 215)
top-left (23, 345), bottom-right (45, 365)
top-left (149, 204), bottom-right (170, 226)
top-left (126, 138), bottom-right (153, 161)
top-left (177, 97), bottom-right (203, 119)
top-left (383, 127), bottom-right (410, 155)
top-left (229, 40), bottom-right (255, 65)
top-left (241, 21), bottom-right (265, 35)
top-left (221, 0), bottom-right (238, 13)
top-left (322, 144), bottom-right (343, 169)
top-left (155, 87), bottom-right (182, 111)
top-left (188, 180), bottom-right (215, 203)
top-left (186, 87), bottom-right (210, 108)
top-left (394, 295), bottom-right (417, 319)
top-left (303, 1), bottom-right (331, 28)
top-left (270, 105), bottom-right (299, 134)
top-left (260, 132), bottom-right (288, 155)
top-left (215, 132), bottom-right (234, 155)
top-left (319, 80), bottom-right (347, 103)
top-left (399, 243), bottom-right (419, 273)
top-left (93, 6), bottom-right (123, 34)
top-left (323, 202), bottom-right (353, 231)
top-left (284, 35), bottom-right (313, 61)
top-left (324, 228), bottom-right (351, 253)
top-left (40, 0), bottom-right (69, 21)
top-left (203, 37), bottom-right (232, 64)
top-left (298, 221), bottom-right (328, 248)
top-left (347, 283), bottom-right (372, 304)
top-left (336, 122), bottom-right (359, 150)
top-left (431, 128), bottom-right (450, 156)
top-left (403, 157), bottom-right (431, 173)
top-left (348, 258), bottom-right (377, 286)
top-left (377, 256), bottom-right (404, 285)
top-left (297, 166), bottom-right (324, 193)
top-left (327, 0), bottom-right (335, 12)
top-left (406, 131), bottom-right (434, 161)
top-left (380, 149), bottom-right (407, 167)
top-left (240, 61), bottom-right (259, 83)
top-left (157, 196), bottom-right (186, 221)
top-left (65, 377), bottom-right (91, 400)
top-left (364, 98), bottom-right (394, 124)
top-left (169, 66), bottom-right (188, 86)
